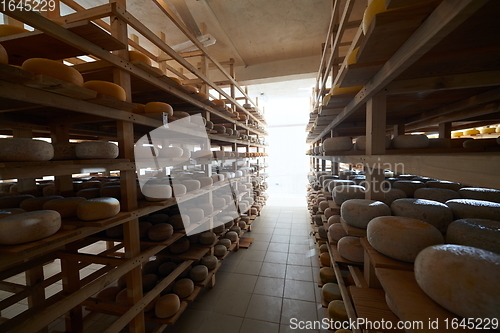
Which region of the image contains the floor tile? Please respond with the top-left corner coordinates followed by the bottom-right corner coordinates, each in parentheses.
top-left (269, 242), bottom-right (289, 253)
top-left (264, 251), bottom-right (288, 264)
top-left (225, 273), bottom-right (258, 293)
top-left (288, 244), bottom-right (311, 254)
top-left (245, 294), bottom-right (282, 323)
top-left (259, 262), bottom-right (287, 279)
top-left (213, 289), bottom-right (252, 317)
top-left (233, 260), bottom-right (262, 275)
top-left (281, 298), bottom-right (318, 325)
top-left (247, 241), bottom-right (270, 251)
top-left (287, 253), bottom-right (312, 266)
top-left (239, 318), bottom-right (280, 333)
top-left (253, 276), bottom-right (285, 297)
top-left (283, 279), bottom-right (316, 302)
top-left (280, 324), bottom-right (320, 333)
top-left (286, 265), bottom-right (313, 282)
top-left (201, 313), bottom-right (244, 333)
top-left (242, 249), bottom-right (267, 262)
top-left (271, 235), bottom-right (290, 243)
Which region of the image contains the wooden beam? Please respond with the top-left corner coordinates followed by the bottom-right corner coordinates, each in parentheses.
top-left (438, 122), bottom-right (451, 139)
top-left (366, 93), bottom-right (387, 155)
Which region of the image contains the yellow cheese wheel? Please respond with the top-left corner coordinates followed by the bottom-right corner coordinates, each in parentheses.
top-left (480, 127), bottom-right (495, 134)
top-left (155, 294), bottom-right (180, 318)
top-left (0, 138), bottom-right (54, 162)
top-left (212, 99), bottom-right (225, 108)
top-left (22, 58), bottom-right (83, 86)
top-left (43, 197), bottom-right (86, 218)
top-left (451, 131), bottom-right (463, 138)
top-left (496, 127), bottom-right (500, 133)
top-left (128, 50), bottom-right (152, 66)
top-left (83, 80), bottom-right (126, 101)
top-left (322, 283), bottom-right (342, 302)
top-left (464, 128), bottom-right (479, 136)
top-left (196, 92), bottom-right (209, 101)
top-left (362, 0), bottom-right (388, 34)
top-left (0, 208), bottom-right (26, 219)
top-left (0, 44), bottom-right (7, 64)
top-left (346, 47), bottom-right (359, 65)
top-left (172, 111), bottom-right (190, 119)
top-left (182, 84), bottom-right (199, 94)
top-left (19, 196), bottom-right (63, 211)
top-left (76, 197), bottom-right (120, 221)
top-left (168, 76), bottom-right (182, 85)
top-left (331, 84), bottom-right (363, 96)
top-left (0, 24), bottom-right (29, 37)
top-left (320, 252), bottom-right (331, 266)
top-left (144, 102), bottom-right (174, 116)
top-left (337, 236), bottom-right (364, 262)
top-left (0, 210), bottom-right (61, 245)
top-left (131, 103), bottom-right (145, 114)
top-left (328, 300), bottom-right (348, 321)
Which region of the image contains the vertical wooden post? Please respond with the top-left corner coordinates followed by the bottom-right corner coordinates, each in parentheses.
top-left (26, 265), bottom-right (48, 333)
top-left (393, 124), bottom-right (405, 137)
top-left (12, 129), bottom-right (37, 195)
top-left (61, 242), bottom-right (83, 333)
top-left (438, 122), bottom-right (452, 139)
top-left (159, 32), bottom-right (168, 75)
top-left (51, 124), bottom-right (74, 196)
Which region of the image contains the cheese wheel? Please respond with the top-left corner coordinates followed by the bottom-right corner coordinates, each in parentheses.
top-left (181, 180), bottom-right (200, 192)
top-left (380, 188), bottom-right (407, 206)
top-left (341, 199), bottom-right (391, 229)
top-left (446, 199), bottom-right (500, 221)
top-left (319, 267), bottom-right (336, 284)
top-left (155, 294), bottom-right (180, 318)
top-left (76, 197), bottom-right (120, 221)
top-left (171, 184), bottom-right (187, 197)
top-left (83, 81), bottom-right (126, 101)
top-left (173, 278), bottom-right (194, 298)
top-left (0, 194), bottom-right (35, 209)
top-left (367, 216), bottom-right (444, 263)
top-left (22, 58), bottom-right (84, 86)
top-left (75, 141), bottom-right (119, 159)
top-left (214, 244), bottom-right (227, 257)
top-left (190, 265), bottom-right (208, 282)
top-left (158, 262), bottom-right (177, 276)
top-left (201, 255), bottom-right (218, 270)
top-left (0, 208), bottom-right (26, 219)
top-left (464, 128), bottom-right (479, 136)
top-left (354, 136), bottom-right (391, 150)
top-left (170, 237), bottom-right (190, 254)
top-left (187, 208), bottom-right (204, 222)
top-left (319, 200), bottom-right (329, 212)
top-left (391, 198), bottom-right (453, 233)
top-left (199, 231), bottom-right (216, 245)
top-left (196, 92), bottom-right (209, 101)
top-left (182, 84), bottom-right (199, 94)
top-left (328, 300), bottom-right (348, 321)
top-left (76, 188), bottom-right (100, 199)
top-left (331, 85), bottom-right (363, 96)
top-left (323, 137), bottom-right (353, 152)
top-left (80, 180), bottom-right (101, 189)
top-left (318, 226), bottom-right (328, 239)
top-left (172, 111), bottom-right (190, 119)
top-left (19, 196), bottom-right (63, 211)
top-left (42, 197), bottom-right (86, 218)
top-left (337, 236), bottom-right (364, 262)
top-left (212, 99), bottom-right (225, 108)
top-left (320, 252), bottom-right (331, 266)
top-left (128, 50), bottom-right (152, 65)
top-left (327, 215), bottom-right (341, 227)
top-left (148, 213), bottom-right (169, 225)
top-left (319, 244), bottom-right (329, 253)
top-left (425, 180), bottom-right (461, 192)
top-left (346, 47), bottom-right (359, 66)
top-left (451, 131), bottom-right (463, 138)
top-left (327, 180), bottom-right (355, 192)
top-left (131, 103), bottom-right (145, 114)
top-left (414, 244), bottom-right (500, 319)
top-left (225, 231), bottom-right (238, 242)
top-left (446, 219), bottom-right (500, 254)
top-left (392, 180), bottom-right (425, 197)
top-left (99, 185), bottom-right (121, 199)
top-left (148, 223), bottom-right (173, 241)
top-left (332, 185), bottom-right (365, 206)
top-left (322, 283), bottom-right (342, 302)
top-left (0, 138), bottom-right (54, 162)
top-left (0, 24), bottom-right (29, 37)
top-left (392, 134), bottom-right (429, 149)
top-left (144, 102), bottom-right (174, 117)
top-left (414, 188), bottom-right (460, 203)
top-left (362, 0), bottom-right (387, 33)
top-left (0, 210), bottom-right (61, 245)
top-left (159, 147), bottom-right (183, 158)
top-left (459, 187), bottom-right (500, 203)
top-left (52, 142), bottom-right (78, 160)
top-left (142, 184), bottom-right (172, 201)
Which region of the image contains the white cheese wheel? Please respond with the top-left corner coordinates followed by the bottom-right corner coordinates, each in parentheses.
top-left (171, 184), bottom-right (187, 197)
top-left (173, 278), bottom-right (194, 298)
top-left (181, 180), bottom-right (200, 192)
top-left (459, 187), bottom-right (500, 203)
top-left (391, 198), bottom-right (453, 233)
top-left (0, 208), bottom-right (26, 219)
top-left (160, 147), bottom-right (183, 158)
top-left (354, 136), bottom-right (391, 150)
top-left (341, 199), bottom-right (391, 229)
top-left (392, 180), bottom-right (425, 197)
top-left (0, 138), bottom-right (54, 162)
top-left (380, 188), bottom-right (407, 206)
top-left (187, 208), bottom-right (204, 222)
top-left (43, 197), bottom-right (86, 218)
top-left (391, 134), bottom-right (429, 149)
top-left (415, 244), bottom-right (500, 319)
top-left (22, 58), bottom-right (84, 86)
top-left (323, 137), bottom-right (353, 152)
top-left (75, 142), bottom-right (119, 159)
top-left (198, 203), bottom-right (213, 216)
top-left (201, 255), bottom-right (218, 270)
top-left (0, 210), bottom-right (61, 245)
top-left (76, 197), bottom-right (120, 221)
top-left (319, 267), bottom-right (336, 284)
top-left (446, 219), bottom-right (500, 254)
top-left (446, 199), bottom-right (500, 221)
top-left (333, 185), bottom-right (365, 206)
top-left (211, 174), bottom-right (224, 183)
top-left (426, 180), bottom-right (461, 192)
top-left (212, 197), bottom-right (225, 209)
top-left (134, 145), bottom-right (160, 158)
top-left (197, 177), bottom-right (213, 188)
top-left (52, 142), bottom-right (77, 160)
top-left (192, 150), bottom-right (212, 159)
top-left (20, 196), bottom-right (63, 211)
top-left (337, 236), bottom-right (364, 262)
top-left (328, 300), bottom-right (348, 321)
top-left (155, 294), bottom-right (180, 318)
top-left (414, 188), bottom-right (460, 203)
top-left (367, 216), bottom-right (444, 262)
top-left (83, 80), bottom-right (126, 101)
top-left (190, 265), bottom-right (208, 282)
top-left (214, 244), bottom-right (227, 257)
top-left (322, 283), bottom-right (341, 302)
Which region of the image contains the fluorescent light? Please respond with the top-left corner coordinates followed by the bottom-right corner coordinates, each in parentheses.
top-left (172, 34), bottom-right (216, 53)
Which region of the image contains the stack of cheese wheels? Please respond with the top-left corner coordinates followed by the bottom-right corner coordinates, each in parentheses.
top-left (332, 185), bottom-right (365, 206)
top-left (160, 146), bottom-right (183, 158)
top-left (83, 80), bottom-right (126, 101)
top-left (341, 199), bottom-right (391, 229)
top-left (380, 188), bottom-right (407, 206)
top-left (0, 138), bottom-right (54, 161)
top-left (0, 210), bottom-right (61, 245)
top-left (426, 180), bottom-right (461, 192)
top-left (22, 58), bottom-right (84, 86)
top-left (142, 184), bottom-right (172, 201)
top-left (414, 187), bottom-right (460, 203)
top-left (415, 244), bottom-right (500, 319)
top-left (446, 199), bottom-right (500, 221)
top-left (392, 180), bottom-right (425, 197)
top-left (367, 216), bottom-right (444, 262)
top-left (354, 135), bottom-right (391, 150)
top-left (458, 187), bottom-right (500, 203)
top-left (75, 141), bottom-right (119, 159)
top-left (390, 198), bottom-right (453, 233)
top-left (77, 197), bottom-right (120, 221)
top-left (144, 102), bottom-right (174, 117)
top-left (155, 294), bottom-right (180, 318)
top-left (391, 134), bottom-right (429, 149)
top-left (446, 219), bottom-right (500, 254)
top-left (322, 137), bottom-right (353, 153)
top-left (337, 236), bottom-right (364, 262)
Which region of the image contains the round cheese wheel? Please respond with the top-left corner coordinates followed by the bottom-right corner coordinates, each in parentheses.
top-left (142, 184), bottom-right (172, 201)
top-left (43, 197), bottom-right (86, 218)
top-left (80, 180), bottom-right (101, 189)
top-left (328, 180), bottom-right (355, 192)
top-left (392, 180), bottom-right (425, 197)
top-left (0, 210), bottom-right (61, 245)
top-left (144, 102), bottom-right (173, 116)
top-left (192, 150), bottom-right (212, 159)
top-left (426, 180), bottom-right (461, 192)
top-left (75, 141), bottom-right (118, 159)
top-left (459, 187), bottom-right (500, 203)
top-left (320, 252), bottom-right (331, 266)
top-left (367, 216), bottom-right (444, 262)
top-left (391, 198), bottom-right (453, 233)
top-left (446, 219), bottom-right (500, 254)
top-left (173, 278), bottom-right (194, 298)
top-left (83, 80), bottom-right (126, 101)
top-left (225, 231), bottom-right (238, 242)
top-left (341, 199), bottom-right (391, 229)
top-left (181, 180), bottom-right (200, 192)
top-left (155, 294), bottom-right (180, 318)
top-left (214, 244), bottom-right (227, 257)
top-left (318, 226), bottom-right (328, 239)
top-left (52, 142), bottom-right (78, 160)
top-left (0, 208), bottom-right (26, 219)
top-left (142, 274), bottom-right (158, 292)
top-left (22, 58), bottom-right (83, 86)
top-left (182, 84), bottom-right (198, 94)
top-left (346, 47), bottom-right (359, 65)
top-left (171, 184), bottom-right (187, 197)
top-left (148, 223), bottom-right (173, 241)
top-left (380, 188), bottom-right (407, 206)
top-left (170, 237), bottom-right (190, 254)
top-left (355, 136), bottom-right (391, 150)
top-left (169, 214), bottom-right (189, 230)
top-left (20, 196), bottom-right (63, 212)
top-left (337, 236), bottom-right (364, 262)
top-left (100, 185), bottom-right (121, 199)
top-left (322, 283), bottom-right (341, 302)
top-left (131, 103), bottom-right (145, 114)
top-left (128, 50), bottom-right (152, 65)
top-left (446, 199), bottom-right (500, 221)
top-left (0, 138), bottom-right (54, 162)
top-left (414, 188), bottom-right (460, 203)
top-left (0, 194), bottom-right (35, 209)
top-left (195, 177), bottom-right (212, 188)
top-left (190, 265), bottom-right (208, 282)
top-left (415, 244), bottom-right (500, 319)
top-left (328, 300), bottom-right (348, 321)
top-left (391, 134), bottom-right (429, 149)
top-left (187, 208), bottom-right (204, 222)
top-left (319, 200), bottom-right (329, 212)
top-left (331, 85), bottom-right (363, 96)
top-left (319, 267), bottom-right (336, 284)
top-left (172, 111), bottom-right (190, 119)
top-left (0, 24), bottom-right (29, 37)
top-left (323, 137), bottom-right (353, 152)
top-left (77, 197), bottom-right (120, 221)
top-left (362, 0), bottom-right (388, 34)
top-left (76, 188), bottom-right (100, 199)
top-left (217, 238), bottom-right (231, 249)
top-left (327, 215), bottom-right (341, 227)
top-left (198, 231), bottom-right (216, 245)
top-left (320, 244), bottom-right (329, 253)
top-left (201, 255), bottom-right (218, 270)
top-left (333, 185), bottom-right (366, 206)
top-left (158, 262), bottom-right (176, 276)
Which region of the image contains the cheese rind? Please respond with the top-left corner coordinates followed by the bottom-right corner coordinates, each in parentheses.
top-left (459, 187), bottom-right (500, 203)
top-left (391, 198), bottom-right (453, 233)
top-left (0, 138), bottom-right (54, 162)
top-left (76, 197), bottom-right (120, 221)
top-left (322, 283), bottom-right (342, 302)
top-left (83, 80), bottom-right (126, 101)
top-left (0, 210), bottom-right (61, 245)
top-left (75, 141), bottom-right (119, 159)
top-left (414, 188), bottom-right (460, 203)
top-left (341, 199), bottom-right (391, 229)
top-left (332, 185), bottom-right (365, 206)
top-left (328, 300), bottom-right (348, 321)
top-left (43, 197), bottom-right (86, 218)
top-left (323, 137), bottom-right (353, 152)
top-left (20, 196), bottom-right (63, 211)
top-left (22, 58), bottom-right (84, 86)
top-left (446, 219), bottom-right (500, 254)
top-left (155, 294), bottom-right (180, 318)
top-left (391, 134), bottom-right (429, 149)
top-left (446, 199), bottom-right (500, 221)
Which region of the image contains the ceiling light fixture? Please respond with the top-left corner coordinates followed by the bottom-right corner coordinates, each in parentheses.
top-left (172, 33), bottom-right (216, 53)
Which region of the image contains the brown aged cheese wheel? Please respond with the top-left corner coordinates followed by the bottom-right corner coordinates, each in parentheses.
top-left (148, 223), bottom-right (174, 241)
top-left (173, 278), bottom-right (194, 298)
top-left (83, 80), bottom-right (126, 101)
top-left (0, 210), bottom-right (61, 245)
top-left (155, 294), bottom-right (180, 318)
top-left (0, 138), bottom-right (54, 162)
top-left (43, 197), bottom-right (86, 218)
top-left (75, 141), bottom-right (119, 159)
top-left (20, 196), bottom-right (63, 211)
top-left (0, 194), bottom-right (35, 209)
top-left (76, 197), bottom-right (120, 221)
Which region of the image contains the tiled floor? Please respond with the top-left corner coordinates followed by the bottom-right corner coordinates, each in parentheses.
top-left (1, 194), bottom-right (328, 332)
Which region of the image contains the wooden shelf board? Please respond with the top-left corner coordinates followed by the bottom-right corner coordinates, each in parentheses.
top-left (360, 238), bottom-right (414, 272)
top-left (87, 94), bottom-right (136, 111)
top-left (88, 231), bottom-right (184, 247)
top-left (340, 218), bottom-right (367, 237)
top-left (0, 228), bottom-right (82, 256)
top-left (0, 20), bottom-right (125, 66)
top-left (144, 301), bottom-right (188, 325)
top-left (0, 63), bottom-right (34, 84)
top-left (158, 244), bottom-right (210, 261)
top-left (182, 286), bottom-right (202, 303)
top-left (62, 212), bottom-right (132, 228)
top-left (25, 75), bottom-right (97, 100)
